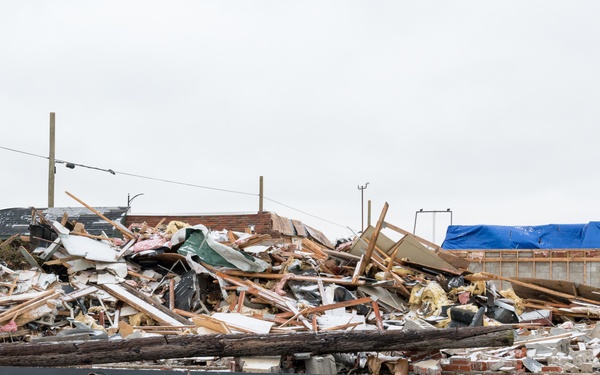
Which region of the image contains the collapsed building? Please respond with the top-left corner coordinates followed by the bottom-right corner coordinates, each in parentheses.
top-left (0, 197), bottom-right (599, 374)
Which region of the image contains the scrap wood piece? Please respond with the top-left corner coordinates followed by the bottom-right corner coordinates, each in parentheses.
top-left (152, 218), bottom-right (167, 233)
top-left (0, 290), bottom-right (62, 325)
top-left (0, 290), bottom-right (55, 306)
top-left (101, 284), bottom-right (185, 326)
top-left (356, 202), bottom-right (389, 280)
top-left (237, 234), bottom-right (272, 249)
top-left (305, 296), bottom-right (374, 315)
top-left (191, 314), bottom-right (232, 334)
top-left (226, 230), bottom-right (238, 244)
top-left (0, 234), bottom-right (19, 249)
top-left (0, 326), bottom-right (515, 367)
top-left (300, 238), bottom-right (329, 260)
top-left (65, 191), bottom-right (135, 240)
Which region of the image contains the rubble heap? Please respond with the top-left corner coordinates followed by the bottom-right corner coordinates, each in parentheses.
top-left (0, 197), bottom-right (599, 374)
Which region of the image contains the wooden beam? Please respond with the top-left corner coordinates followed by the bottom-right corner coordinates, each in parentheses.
top-left (65, 191), bottom-right (135, 239)
top-left (356, 202), bottom-right (389, 279)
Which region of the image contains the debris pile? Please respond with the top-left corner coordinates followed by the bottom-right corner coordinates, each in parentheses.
top-left (0, 197), bottom-right (599, 373)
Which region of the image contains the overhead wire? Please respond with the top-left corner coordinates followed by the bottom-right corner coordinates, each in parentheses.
top-left (113, 170), bottom-right (257, 197)
top-left (0, 144), bottom-right (351, 230)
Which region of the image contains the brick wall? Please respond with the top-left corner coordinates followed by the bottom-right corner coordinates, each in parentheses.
top-left (125, 211), bottom-right (276, 237)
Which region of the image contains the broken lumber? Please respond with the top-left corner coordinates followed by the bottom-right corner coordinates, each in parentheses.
top-left (356, 202), bottom-right (388, 280)
top-left (65, 191), bottom-right (135, 240)
top-left (0, 326), bottom-right (514, 367)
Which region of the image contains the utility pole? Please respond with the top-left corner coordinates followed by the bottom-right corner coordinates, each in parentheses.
top-left (357, 182), bottom-right (369, 232)
top-left (48, 112), bottom-right (55, 208)
top-left (258, 176), bottom-right (264, 212)
top-left (367, 199), bottom-right (372, 228)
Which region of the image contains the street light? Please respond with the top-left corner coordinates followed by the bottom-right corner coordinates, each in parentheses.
top-left (127, 193), bottom-right (145, 211)
top-left (357, 182), bottom-right (369, 232)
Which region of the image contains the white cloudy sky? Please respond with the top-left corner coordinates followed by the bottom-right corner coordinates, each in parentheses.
top-left (1, 1), bottom-right (599, 244)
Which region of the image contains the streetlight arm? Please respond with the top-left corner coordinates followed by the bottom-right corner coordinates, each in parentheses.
top-left (127, 193), bottom-right (145, 207)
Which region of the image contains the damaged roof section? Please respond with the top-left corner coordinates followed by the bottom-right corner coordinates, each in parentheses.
top-left (0, 206), bottom-right (128, 239)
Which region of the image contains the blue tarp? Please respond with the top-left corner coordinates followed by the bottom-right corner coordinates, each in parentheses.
top-left (441, 222), bottom-right (600, 249)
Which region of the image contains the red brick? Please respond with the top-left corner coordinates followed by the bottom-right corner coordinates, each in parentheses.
top-left (442, 363), bottom-right (473, 372)
top-left (449, 357), bottom-right (471, 365)
top-left (441, 364), bottom-right (459, 372)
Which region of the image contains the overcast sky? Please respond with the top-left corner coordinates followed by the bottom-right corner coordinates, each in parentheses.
top-left (2, 1), bottom-right (600, 244)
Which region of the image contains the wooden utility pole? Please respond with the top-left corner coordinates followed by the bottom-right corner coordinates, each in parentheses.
top-left (47, 112), bottom-right (55, 208)
top-left (0, 326), bottom-right (514, 367)
top-left (258, 175), bottom-right (264, 212)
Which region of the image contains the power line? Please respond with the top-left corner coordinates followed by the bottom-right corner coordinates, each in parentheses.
top-left (113, 170), bottom-right (257, 197)
top-left (0, 144), bottom-right (351, 230)
top-left (263, 197), bottom-right (348, 229)
top-left (0, 145), bottom-right (47, 160)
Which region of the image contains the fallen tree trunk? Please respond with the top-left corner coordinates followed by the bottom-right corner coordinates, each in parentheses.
top-left (0, 326), bottom-right (514, 367)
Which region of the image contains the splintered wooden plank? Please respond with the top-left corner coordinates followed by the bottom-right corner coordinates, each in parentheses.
top-left (300, 238), bottom-right (328, 260)
top-left (101, 284), bottom-right (183, 326)
top-left (192, 314), bottom-right (232, 334)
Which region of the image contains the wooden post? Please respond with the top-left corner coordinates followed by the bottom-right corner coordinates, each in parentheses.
top-left (48, 112), bottom-right (55, 208)
top-left (367, 199), bottom-right (372, 228)
top-left (258, 176), bottom-right (264, 212)
top-left (356, 202), bottom-right (389, 278)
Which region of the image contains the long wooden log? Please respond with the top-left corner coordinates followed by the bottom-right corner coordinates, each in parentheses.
top-left (0, 326), bottom-right (513, 367)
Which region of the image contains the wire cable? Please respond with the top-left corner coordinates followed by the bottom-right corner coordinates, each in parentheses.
top-left (113, 170), bottom-right (257, 197)
top-left (0, 146), bottom-right (47, 160)
top-left (263, 197), bottom-right (348, 229)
